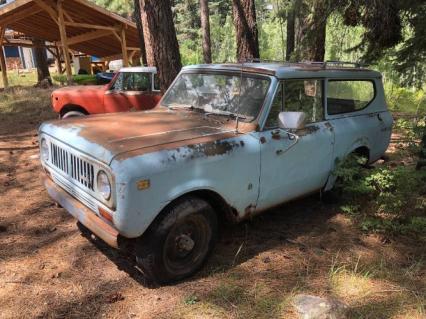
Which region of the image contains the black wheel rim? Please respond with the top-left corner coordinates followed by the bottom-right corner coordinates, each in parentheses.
top-left (163, 214), bottom-right (211, 276)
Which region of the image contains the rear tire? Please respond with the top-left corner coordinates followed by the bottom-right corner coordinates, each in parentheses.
top-left (135, 196), bottom-right (218, 284)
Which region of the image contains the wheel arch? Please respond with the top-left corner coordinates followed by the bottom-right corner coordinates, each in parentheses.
top-left (352, 145), bottom-right (370, 163)
top-left (144, 189), bottom-right (237, 237)
top-left (60, 104), bottom-right (89, 118)
top-left (324, 144), bottom-right (371, 192)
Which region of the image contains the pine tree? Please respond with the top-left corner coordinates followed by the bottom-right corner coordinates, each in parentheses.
top-left (200, 0), bottom-right (212, 63)
top-left (232, 0), bottom-right (259, 61)
top-left (138, 0), bottom-right (182, 91)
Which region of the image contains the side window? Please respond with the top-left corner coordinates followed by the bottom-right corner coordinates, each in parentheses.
top-left (265, 84), bottom-right (283, 128)
top-left (111, 73), bottom-right (132, 91)
top-left (133, 73), bottom-right (151, 91)
top-left (284, 79), bottom-right (324, 123)
top-left (153, 73), bottom-right (161, 91)
top-left (327, 80), bottom-right (375, 115)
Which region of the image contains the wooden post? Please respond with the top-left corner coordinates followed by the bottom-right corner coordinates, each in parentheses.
top-left (0, 27), bottom-right (8, 88)
top-left (120, 25), bottom-right (129, 67)
top-left (57, 0), bottom-right (72, 84)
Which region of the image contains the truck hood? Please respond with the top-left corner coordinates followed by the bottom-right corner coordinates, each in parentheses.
top-left (53, 85), bottom-right (106, 94)
top-left (40, 109), bottom-right (242, 165)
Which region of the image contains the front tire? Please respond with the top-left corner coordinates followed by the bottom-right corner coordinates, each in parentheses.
top-left (135, 196), bottom-right (218, 284)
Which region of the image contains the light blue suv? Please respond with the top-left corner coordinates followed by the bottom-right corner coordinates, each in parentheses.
top-left (39, 62), bottom-right (393, 283)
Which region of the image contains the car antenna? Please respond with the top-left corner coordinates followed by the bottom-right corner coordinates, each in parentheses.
top-left (235, 59), bottom-right (243, 134)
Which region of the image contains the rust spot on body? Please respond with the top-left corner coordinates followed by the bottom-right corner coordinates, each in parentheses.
top-left (271, 131), bottom-right (281, 140)
top-left (297, 125), bottom-right (320, 136)
top-left (188, 139), bottom-right (241, 158)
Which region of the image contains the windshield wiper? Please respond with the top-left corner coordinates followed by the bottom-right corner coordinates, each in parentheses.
top-left (204, 110), bottom-right (247, 120)
top-left (168, 104), bottom-right (196, 111)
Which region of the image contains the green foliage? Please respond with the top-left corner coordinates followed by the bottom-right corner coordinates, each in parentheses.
top-left (52, 74), bottom-right (97, 85)
top-left (360, 216), bottom-right (426, 238)
top-left (333, 143), bottom-right (426, 238)
top-left (183, 294), bottom-right (199, 305)
top-left (88, 0), bottom-right (426, 90)
top-left (89, 0), bottom-right (133, 17)
top-left (385, 85), bottom-right (426, 115)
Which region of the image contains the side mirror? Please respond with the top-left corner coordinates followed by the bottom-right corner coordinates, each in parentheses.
top-left (278, 112), bottom-right (306, 130)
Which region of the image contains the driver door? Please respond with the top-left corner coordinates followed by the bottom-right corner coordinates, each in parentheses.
top-left (256, 79), bottom-right (335, 211)
top-left (124, 72), bottom-right (160, 111)
top-left (104, 72), bottom-right (159, 112)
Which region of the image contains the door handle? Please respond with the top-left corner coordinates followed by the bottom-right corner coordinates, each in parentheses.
top-left (377, 113), bottom-right (383, 121)
top-left (271, 130), bottom-right (281, 140)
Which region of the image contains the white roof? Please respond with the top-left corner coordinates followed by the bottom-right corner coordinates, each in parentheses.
top-left (182, 63), bottom-right (381, 79)
top-left (120, 66), bottom-right (157, 73)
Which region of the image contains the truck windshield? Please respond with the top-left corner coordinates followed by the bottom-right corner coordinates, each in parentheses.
top-left (161, 72), bottom-right (271, 121)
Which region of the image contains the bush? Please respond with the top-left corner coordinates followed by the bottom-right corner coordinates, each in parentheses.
top-left (332, 151), bottom-right (426, 237)
top-left (384, 84), bottom-right (425, 115)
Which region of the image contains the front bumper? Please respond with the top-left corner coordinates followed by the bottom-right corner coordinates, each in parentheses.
top-left (42, 173), bottom-right (119, 248)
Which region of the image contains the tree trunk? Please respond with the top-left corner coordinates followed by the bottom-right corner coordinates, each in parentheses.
top-left (306, 0), bottom-right (327, 61)
top-left (139, 0), bottom-right (182, 91)
top-left (286, 6), bottom-right (295, 61)
top-left (134, 0), bottom-right (148, 66)
top-left (294, 0), bottom-right (328, 62)
top-left (33, 38), bottom-right (52, 86)
top-left (200, 0), bottom-right (212, 63)
top-left (232, 0), bottom-right (259, 62)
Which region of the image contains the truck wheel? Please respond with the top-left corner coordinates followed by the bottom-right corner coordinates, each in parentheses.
top-left (61, 111), bottom-right (86, 119)
top-left (135, 196), bottom-right (218, 284)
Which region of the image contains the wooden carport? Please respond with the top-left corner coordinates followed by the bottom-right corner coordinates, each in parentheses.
top-left (0, 0), bottom-right (142, 87)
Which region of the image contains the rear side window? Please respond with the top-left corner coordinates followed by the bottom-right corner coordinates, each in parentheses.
top-left (327, 80), bottom-right (375, 115)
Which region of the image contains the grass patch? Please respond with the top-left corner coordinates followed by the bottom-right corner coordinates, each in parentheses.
top-left (52, 74), bottom-right (97, 85)
top-left (329, 253), bottom-right (425, 319)
top-left (0, 86), bottom-right (56, 135)
top-left (0, 70), bottom-right (38, 88)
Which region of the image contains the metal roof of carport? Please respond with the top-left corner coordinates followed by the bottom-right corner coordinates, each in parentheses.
top-left (0, 0), bottom-right (142, 87)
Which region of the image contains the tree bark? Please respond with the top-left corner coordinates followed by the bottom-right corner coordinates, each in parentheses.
top-left (306, 0), bottom-right (327, 61)
top-left (33, 38), bottom-right (52, 86)
top-left (232, 0), bottom-right (259, 62)
top-left (286, 5), bottom-right (295, 61)
top-left (294, 0), bottom-right (328, 62)
top-left (134, 0), bottom-right (148, 66)
top-left (200, 0), bottom-right (212, 63)
top-left (139, 0), bottom-right (182, 91)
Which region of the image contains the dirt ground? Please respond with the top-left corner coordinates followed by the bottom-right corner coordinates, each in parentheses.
top-left (0, 88), bottom-right (424, 319)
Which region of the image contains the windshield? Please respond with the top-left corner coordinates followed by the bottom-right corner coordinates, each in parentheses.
top-left (161, 72), bottom-right (271, 121)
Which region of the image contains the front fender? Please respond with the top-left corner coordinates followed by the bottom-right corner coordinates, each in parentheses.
top-left (110, 134), bottom-right (260, 238)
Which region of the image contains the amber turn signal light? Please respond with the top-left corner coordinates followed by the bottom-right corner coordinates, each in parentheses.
top-left (98, 207), bottom-right (113, 223)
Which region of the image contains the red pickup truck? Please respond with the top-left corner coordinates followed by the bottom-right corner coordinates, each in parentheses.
top-left (51, 67), bottom-right (162, 118)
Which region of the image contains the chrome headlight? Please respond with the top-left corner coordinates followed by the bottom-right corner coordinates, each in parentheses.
top-left (97, 170), bottom-right (111, 200)
top-left (41, 138), bottom-right (49, 162)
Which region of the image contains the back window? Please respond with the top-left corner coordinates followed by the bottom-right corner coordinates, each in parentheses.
top-left (327, 80), bottom-right (375, 115)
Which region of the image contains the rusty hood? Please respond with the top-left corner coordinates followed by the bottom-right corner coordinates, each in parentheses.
top-left (39, 109), bottom-right (242, 165)
top-left (53, 85), bottom-right (106, 94)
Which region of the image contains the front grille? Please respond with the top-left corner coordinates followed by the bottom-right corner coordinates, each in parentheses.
top-left (51, 171), bottom-right (98, 212)
top-left (50, 142), bottom-right (95, 191)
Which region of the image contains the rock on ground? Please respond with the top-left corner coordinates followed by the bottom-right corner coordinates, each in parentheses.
top-left (293, 294), bottom-right (348, 319)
